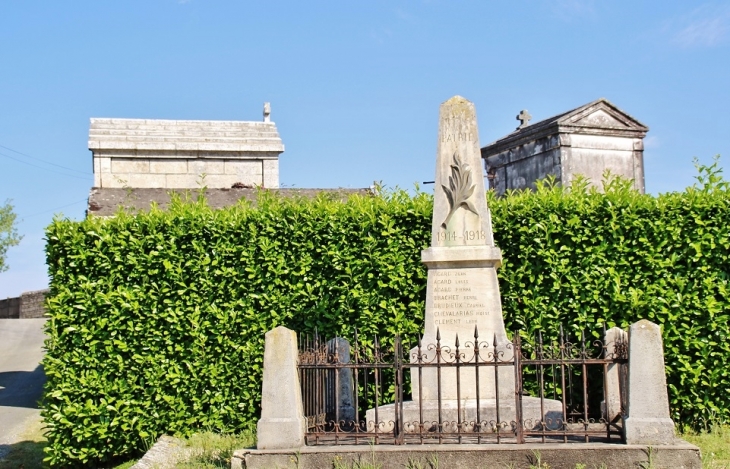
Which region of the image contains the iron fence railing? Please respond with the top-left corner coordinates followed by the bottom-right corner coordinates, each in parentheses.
top-left (298, 326), bottom-right (627, 446)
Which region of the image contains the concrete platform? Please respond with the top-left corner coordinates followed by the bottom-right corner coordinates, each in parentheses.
top-left (232, 441), bottom-right (701, 469)
top-left (365, 396), bottom-right (564, 433)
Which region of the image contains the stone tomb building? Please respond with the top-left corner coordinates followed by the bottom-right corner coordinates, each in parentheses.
top-left (86, 103), bottom-right (372, 216)
top-left (88, 103), bottom-right (284, 190)
top-left (481, 98), bottom-right (648, 196)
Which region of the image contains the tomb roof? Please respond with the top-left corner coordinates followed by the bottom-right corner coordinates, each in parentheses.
top-left (88, 118), bottom-right (284, 153)
top-left (481, 98), bottom-right (648, 156)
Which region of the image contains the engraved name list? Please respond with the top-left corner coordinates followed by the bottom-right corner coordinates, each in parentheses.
top-left (431, 269), bottom-right (490, 327)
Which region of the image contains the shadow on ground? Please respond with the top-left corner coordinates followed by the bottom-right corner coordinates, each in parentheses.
top-left (0, 439), bottom-right (46, 469)
top-left (0, 365), bottom-right (45, 409)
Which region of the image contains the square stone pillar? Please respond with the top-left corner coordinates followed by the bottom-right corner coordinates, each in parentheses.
top-left (604, 326), bottom-right (627, 424)
top-left (256, 326), bottom-right (307, 449)
top-left (325, 337), bottom-right (356, 427)
top-left (624, 320), bottom-right (676, 444)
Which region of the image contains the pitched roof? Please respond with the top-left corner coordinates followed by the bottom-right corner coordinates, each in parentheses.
top-left (481, 98), bottom-right (648, 156)
top-left (88, 118), bottom-right (284, 153)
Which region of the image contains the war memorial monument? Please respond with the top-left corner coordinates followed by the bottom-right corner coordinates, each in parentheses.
top-left (232, 97), bottom-right (702, 469)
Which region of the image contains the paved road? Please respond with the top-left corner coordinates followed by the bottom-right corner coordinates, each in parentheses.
top-left (0, 319), bottom-right (47, 447)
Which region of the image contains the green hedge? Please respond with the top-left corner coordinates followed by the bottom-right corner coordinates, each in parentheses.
top-left (43, 164), bottom-right (730, 466)
top-left (42, 190), bottom-right (432, 467)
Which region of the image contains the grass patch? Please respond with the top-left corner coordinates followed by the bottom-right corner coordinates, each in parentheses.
top-left (682, 425), bottom-right (730, 469)
top-left (0, 439), bottom-right (47, 469)
top-left (174, 430), bottom-right (256, 468)
top-left (0, 415), bottom-right (46, 469)
top-left (0, 419), bottom-right (249, 469)
top-left (0, 414), bottom-right (136, 469)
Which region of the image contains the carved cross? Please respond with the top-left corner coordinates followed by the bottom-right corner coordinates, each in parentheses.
top-left (516, 109), bottom-right (531, 129)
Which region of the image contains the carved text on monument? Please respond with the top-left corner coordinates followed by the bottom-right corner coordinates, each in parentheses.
top-left (440, 132), bottom-right (474, 142)
top-left (435, 229), bottom-right (486, 243)
top-left (430, 268), bottom-right (491, 328)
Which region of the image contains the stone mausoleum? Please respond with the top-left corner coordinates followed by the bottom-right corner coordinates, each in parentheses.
top-left (88, 103), bottom-right (284, 190)
top-left (481, 98), bottom-right (649, 196)
top-left (86, 103), bottom-right (371, 216)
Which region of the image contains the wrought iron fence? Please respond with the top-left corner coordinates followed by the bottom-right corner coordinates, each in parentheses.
top-left (298, 326), bottom-right (627, 446)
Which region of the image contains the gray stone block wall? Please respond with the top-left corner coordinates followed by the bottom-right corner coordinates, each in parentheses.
top-left (0, 296), bottom-right (21, 319)
top-left (20, 289), bottom-right (48, 318)
top-left (488, 134), bottom-right (562, 194)
top-left (0, 289), bottom-right (48, 318)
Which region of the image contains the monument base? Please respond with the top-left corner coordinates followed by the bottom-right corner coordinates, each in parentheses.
top-left (256, 417), bottom-right (307, 450)
top-left (624, 417), bottom-right (677, 445)
top-left (233, 442), bottom-right (702, 469)
top-left (364, 397), bottom-right (563, 433)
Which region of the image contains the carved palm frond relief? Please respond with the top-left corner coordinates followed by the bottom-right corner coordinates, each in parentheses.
top-left (441, 152), bottom-right (478, 229)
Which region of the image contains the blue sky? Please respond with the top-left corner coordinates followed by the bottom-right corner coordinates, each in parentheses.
top-left (1, 1), bottom-right (729, 297)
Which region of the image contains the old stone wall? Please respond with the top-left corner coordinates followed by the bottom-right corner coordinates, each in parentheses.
top-left (0, 289), bottom-right (48, 319)
top-left (486, 134), bottom-right (562, 194)
top-left (0, 296), bottom-right (21, 319)
top-left (563, 134), bottom-right (645, 193)
top-left (94, 155), bottom-right (279, 189)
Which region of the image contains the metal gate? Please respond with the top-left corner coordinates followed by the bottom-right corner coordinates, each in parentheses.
top-left (298, 326), bottom-right (627, 445)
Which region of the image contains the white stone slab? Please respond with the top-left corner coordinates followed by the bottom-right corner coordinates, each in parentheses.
top-left (263, 160), bottom-right (279, 188)
top-left (103, 173), bottom-right (166, 188)
top-left (98, 157), bottom-right (111, 173)
top-left (224, 160), bottom-right (262, 176)
top-left (111, 159), bottom-right (150, 174)
top-left (189, 160), bottom-right (225, 175)
top-left (150, 160), bottom-right (187, 174)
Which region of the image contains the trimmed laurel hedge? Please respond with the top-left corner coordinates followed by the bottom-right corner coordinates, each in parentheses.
top-left (43, 163), bottom-right (730, 467)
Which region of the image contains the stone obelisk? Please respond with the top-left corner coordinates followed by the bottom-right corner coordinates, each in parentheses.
top-left (366, 96), bottom-right (561, 430)
top-left (415, 95), bottom-right (514, 400)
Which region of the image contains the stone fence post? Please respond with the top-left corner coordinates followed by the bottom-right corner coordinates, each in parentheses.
top-left (604, 326), bottom-right (628, 424)
top-left (325, 337), bottom-right (356, 428)
top-left (624, 319), bottom-right (676, 444)
top-left (256, 326), bottom-right (306, 450)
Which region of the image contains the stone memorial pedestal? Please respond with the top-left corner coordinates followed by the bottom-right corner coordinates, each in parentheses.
top-left (367, 96), bottom-right (561, 432)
